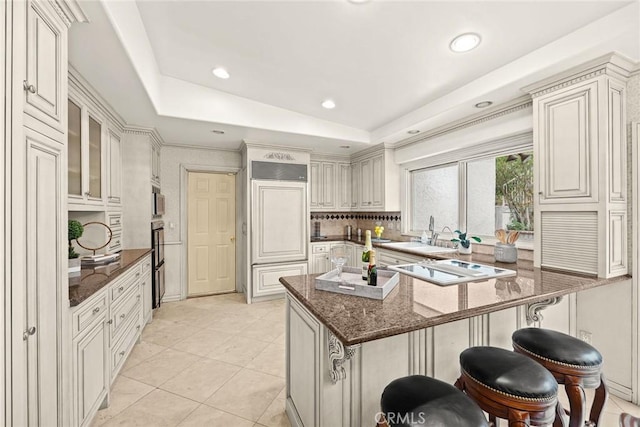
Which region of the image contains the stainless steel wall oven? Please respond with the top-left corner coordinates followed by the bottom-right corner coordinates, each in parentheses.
top-left (151, 220), bottom-right (165, 308)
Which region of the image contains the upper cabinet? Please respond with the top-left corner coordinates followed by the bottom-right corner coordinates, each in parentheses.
top-left (352, 146), bottom-right (399, 212)
top-left (151, 142), bottom-right (161, 187)
top-left (526, 53), bottom-right (632, 278)
top-left (24, 0), bottom-right (67, 134)
top-left (309, 146), bottom-right (399, 212)
top-left (68, 70), bottom-right (125, 211)
top-left (310, 161), bottom-right (336, 210)
top-left (107, 130), bottom-right (122, 206)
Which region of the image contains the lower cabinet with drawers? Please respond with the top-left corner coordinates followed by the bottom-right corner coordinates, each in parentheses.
top-left (71, 254), bottom-right (150, 427)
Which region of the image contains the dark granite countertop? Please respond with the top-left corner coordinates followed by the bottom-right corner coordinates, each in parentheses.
top-left (280, 260), bottom-right (630, 346)
top-left (68, 249), bottom-right (152, 307)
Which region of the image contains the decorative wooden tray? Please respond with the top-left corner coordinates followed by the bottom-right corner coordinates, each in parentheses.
top-left (315, 266), bottom-right (399, 300)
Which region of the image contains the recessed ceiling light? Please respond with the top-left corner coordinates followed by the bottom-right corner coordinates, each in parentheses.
top-left (212, 67), bottom-right (230, 79)
top-left (474, 101), bottom-right (493, 108)
top-left (322, 99), bottom-right (336, 109)
top-left (450, 33), bottom-right (481, 53)
top-left (407, 130), bottom-right (420, 135)
top-left (211, 129), bottom-right (225, 134)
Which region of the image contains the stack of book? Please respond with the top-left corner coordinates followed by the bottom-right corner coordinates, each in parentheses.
top-left (81, 253), bottom-right (120, 266)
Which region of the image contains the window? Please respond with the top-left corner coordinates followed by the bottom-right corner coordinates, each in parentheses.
top-left (408, 151), bottom-right (534, 242)
top-left (410, 164), bottom-right (459, 233)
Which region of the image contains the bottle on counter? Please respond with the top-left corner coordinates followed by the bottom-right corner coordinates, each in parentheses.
top-left (361, 230), bottom-right (372, 280)
top-left (367, 249), bottom-right (377, 286)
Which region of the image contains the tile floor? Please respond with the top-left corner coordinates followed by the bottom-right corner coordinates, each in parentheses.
top-left (93, 292), bottom-right (640, 427)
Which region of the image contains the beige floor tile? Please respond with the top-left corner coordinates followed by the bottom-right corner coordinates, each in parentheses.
top-left (246, 343), bottom-right (286, 378)
top-left (143, 322), bottom-right (200, 348)
top-left (122, 348), bottom-right (202, 387)
top-left (238, 319), bottom-right (285, 344)
top-left (277, 387), bottom-right (286, 400)
top-left (102, 389), bottom-right (198, 427)
top-left (257, 398), bottom-right (291, 427)
top-left (611, 395), bottom-right (640, 417)
top-left (140, 319), bottom-right (180, 338)
top-left (205, 313), bottom-right (264, 334)
top-left (205, 368), bottom-right (285, 421)
top-left (176, 404), bottom-right (254, 427)
top-left (171, 328), bottom-right (234, 357)
top-left (92, 377), bottom-right (155, 426)
top-left (121, 340), bottom-right (167, 371)
top-left (160, 358), bottom-right (241, 402)
top-left (206, 335), bottom-right (270, 367)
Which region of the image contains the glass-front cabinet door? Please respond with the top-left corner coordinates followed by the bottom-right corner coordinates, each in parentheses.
top-left (88, 115), bottom-right (102, 199)
top-left (68, 99), bottom-right (82, 196)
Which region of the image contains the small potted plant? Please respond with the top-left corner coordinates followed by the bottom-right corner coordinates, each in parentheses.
top-left (68, 220), bottom-right (84, 274)
top-left (451, 230), bottom-right (481, 255)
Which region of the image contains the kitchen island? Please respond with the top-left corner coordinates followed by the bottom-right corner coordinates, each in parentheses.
top-left (279, 255), bottom-right (630, 427)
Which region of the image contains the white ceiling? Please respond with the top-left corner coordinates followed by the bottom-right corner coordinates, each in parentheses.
top-left (69, 0), bottom-right (640, 154)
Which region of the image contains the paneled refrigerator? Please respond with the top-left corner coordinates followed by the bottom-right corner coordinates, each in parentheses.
top-left (250, 161), bottom-right (308, 300)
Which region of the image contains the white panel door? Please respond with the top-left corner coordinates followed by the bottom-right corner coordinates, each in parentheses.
top-left (188, 172), bottom-right (236, 296)
top-left (24, 0), bottom-right (66, 131)
top-left (252, 180), bottom-right (307, 264)
top-left (24, 129), bottom-right (63, 426)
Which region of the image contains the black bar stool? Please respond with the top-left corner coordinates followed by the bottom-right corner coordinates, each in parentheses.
top-left (455, 346), bottom-right (562, 427)
top-left (512, 328), bottom-right (608, 427)
top-left (377, 375), bottom-right (489, 427)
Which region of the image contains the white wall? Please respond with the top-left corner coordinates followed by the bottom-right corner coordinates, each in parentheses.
top-left (160, 145), bottom-right (241, 301)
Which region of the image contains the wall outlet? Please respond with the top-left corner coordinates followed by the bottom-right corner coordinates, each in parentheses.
top-left (578, 330), bottom-right (592, 345)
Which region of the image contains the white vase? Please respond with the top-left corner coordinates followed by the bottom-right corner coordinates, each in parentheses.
top-left (458, 244), bottom-right (472, 255)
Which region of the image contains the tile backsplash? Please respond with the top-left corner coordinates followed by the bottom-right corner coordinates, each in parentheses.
top-left (310, 211), bottom-right (405, 241)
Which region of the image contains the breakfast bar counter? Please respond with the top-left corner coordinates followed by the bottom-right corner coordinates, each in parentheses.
top-left (279, 257), bottom-right (631, 427)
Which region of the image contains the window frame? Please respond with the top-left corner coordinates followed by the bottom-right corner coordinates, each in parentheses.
top-left (401, 137), bottom-right (533, 248)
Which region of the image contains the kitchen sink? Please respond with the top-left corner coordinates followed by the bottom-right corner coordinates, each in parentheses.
top-left (380, 241), bottom-right (457, 254)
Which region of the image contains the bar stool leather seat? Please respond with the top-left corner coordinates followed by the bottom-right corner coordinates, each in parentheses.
top-left (456, 347), bottom-right (561, 426)
top-left (379, 375), bottom-right (488, 427)
top-left (513, 328), bottom-right (608, 427)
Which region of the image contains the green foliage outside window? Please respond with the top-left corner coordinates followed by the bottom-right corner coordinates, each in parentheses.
top-left (495, 153), bottom-right (533, 231)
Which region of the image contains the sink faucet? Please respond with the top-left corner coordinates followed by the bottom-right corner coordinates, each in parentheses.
top-left (428, 216), bottom-right (438, 245)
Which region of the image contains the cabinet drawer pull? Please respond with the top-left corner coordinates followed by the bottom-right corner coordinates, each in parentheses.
top-left (119, 350), bottom-right (125, 356)
top-left (120, 313), bottom-right (126, 319)
top-left (136, 272), bottom-right (140, 278)
top-left (84, 191), bottom-right (92, 197)
top-left (92, 307), bottom-right (101, 314)
top-left (118, 286), bottom-right (124, 292)
top-left (23, 80), bottom-right (36, 93)
top-left (107, 320), bottom-right (113, 325)
top-left (137, 295), bottom-right (141, 300)
top-left (136, 325), bottom-right (141, 330)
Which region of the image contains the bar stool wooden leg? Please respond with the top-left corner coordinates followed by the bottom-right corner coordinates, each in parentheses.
top-left (508, 409), bottom-right (530, 427)
top-left (589, 373), bottom-right (609, 426)
top-left (565, 376), bottom-right (587, 427)
top-left (554, 401), bottom-right (568, 427)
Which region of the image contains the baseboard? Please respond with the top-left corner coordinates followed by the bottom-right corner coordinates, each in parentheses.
top-left (161, 294), bottom-right (182, 303)
top-left (285, 397), bottom-right (303, 427)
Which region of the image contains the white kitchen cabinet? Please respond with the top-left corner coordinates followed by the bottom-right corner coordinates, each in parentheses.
top-left (527, 54), bottom-right (631, 278)
top-left (253, 262), bottom-right (308, 298)
top-left (353, 147), bottom-right (399, 211)
top-left (330, 242), bottom-right (354, 267)
top-left (72, 300), bottom-right (108, 427)
top-left (350, 162), bottom-right (359, 209)
top-left (337, 163), bottom-right (351, 210)
top-left (151, 142), bottom-right (161, 186)
top-left (106, 129), bottom-right (122, 206)
top-left (141, 259), bottom-right (153, 324)
top-left (310, 243), bottom-right (331, 274)
top-left (24, 0), bottom-right (67, 134)
top-left (310, 160), bottom-right (336, 210)
top-left (377, 248), bottom-right (424, 267)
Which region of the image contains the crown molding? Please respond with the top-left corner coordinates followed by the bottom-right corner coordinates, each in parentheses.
top-left (51, 0), bottom-right (89, 27)
top-left (241, 140), bottom-right (313, 153)
top-left (391, 96), bottom-right (533, 151)
top-left (523, 52), bottom-right (636, 97)
top-left (162, 142), bottom-right (241, 153)
top-left (123, 125), bottom-right (165, 147)
top-left (309, 153), bottom-right (352, 162)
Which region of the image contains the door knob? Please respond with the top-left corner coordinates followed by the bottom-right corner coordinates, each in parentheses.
top-left (230, 236), bottom-right (236, 242)
top-left (23, 326), bottom-right (36, 340)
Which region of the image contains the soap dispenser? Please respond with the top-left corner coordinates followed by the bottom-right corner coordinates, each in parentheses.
top-left (421, 230), bottom-right (428, 244)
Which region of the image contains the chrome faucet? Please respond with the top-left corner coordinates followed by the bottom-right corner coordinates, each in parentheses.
top-left (428, 216), bottom-right (438, 245)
